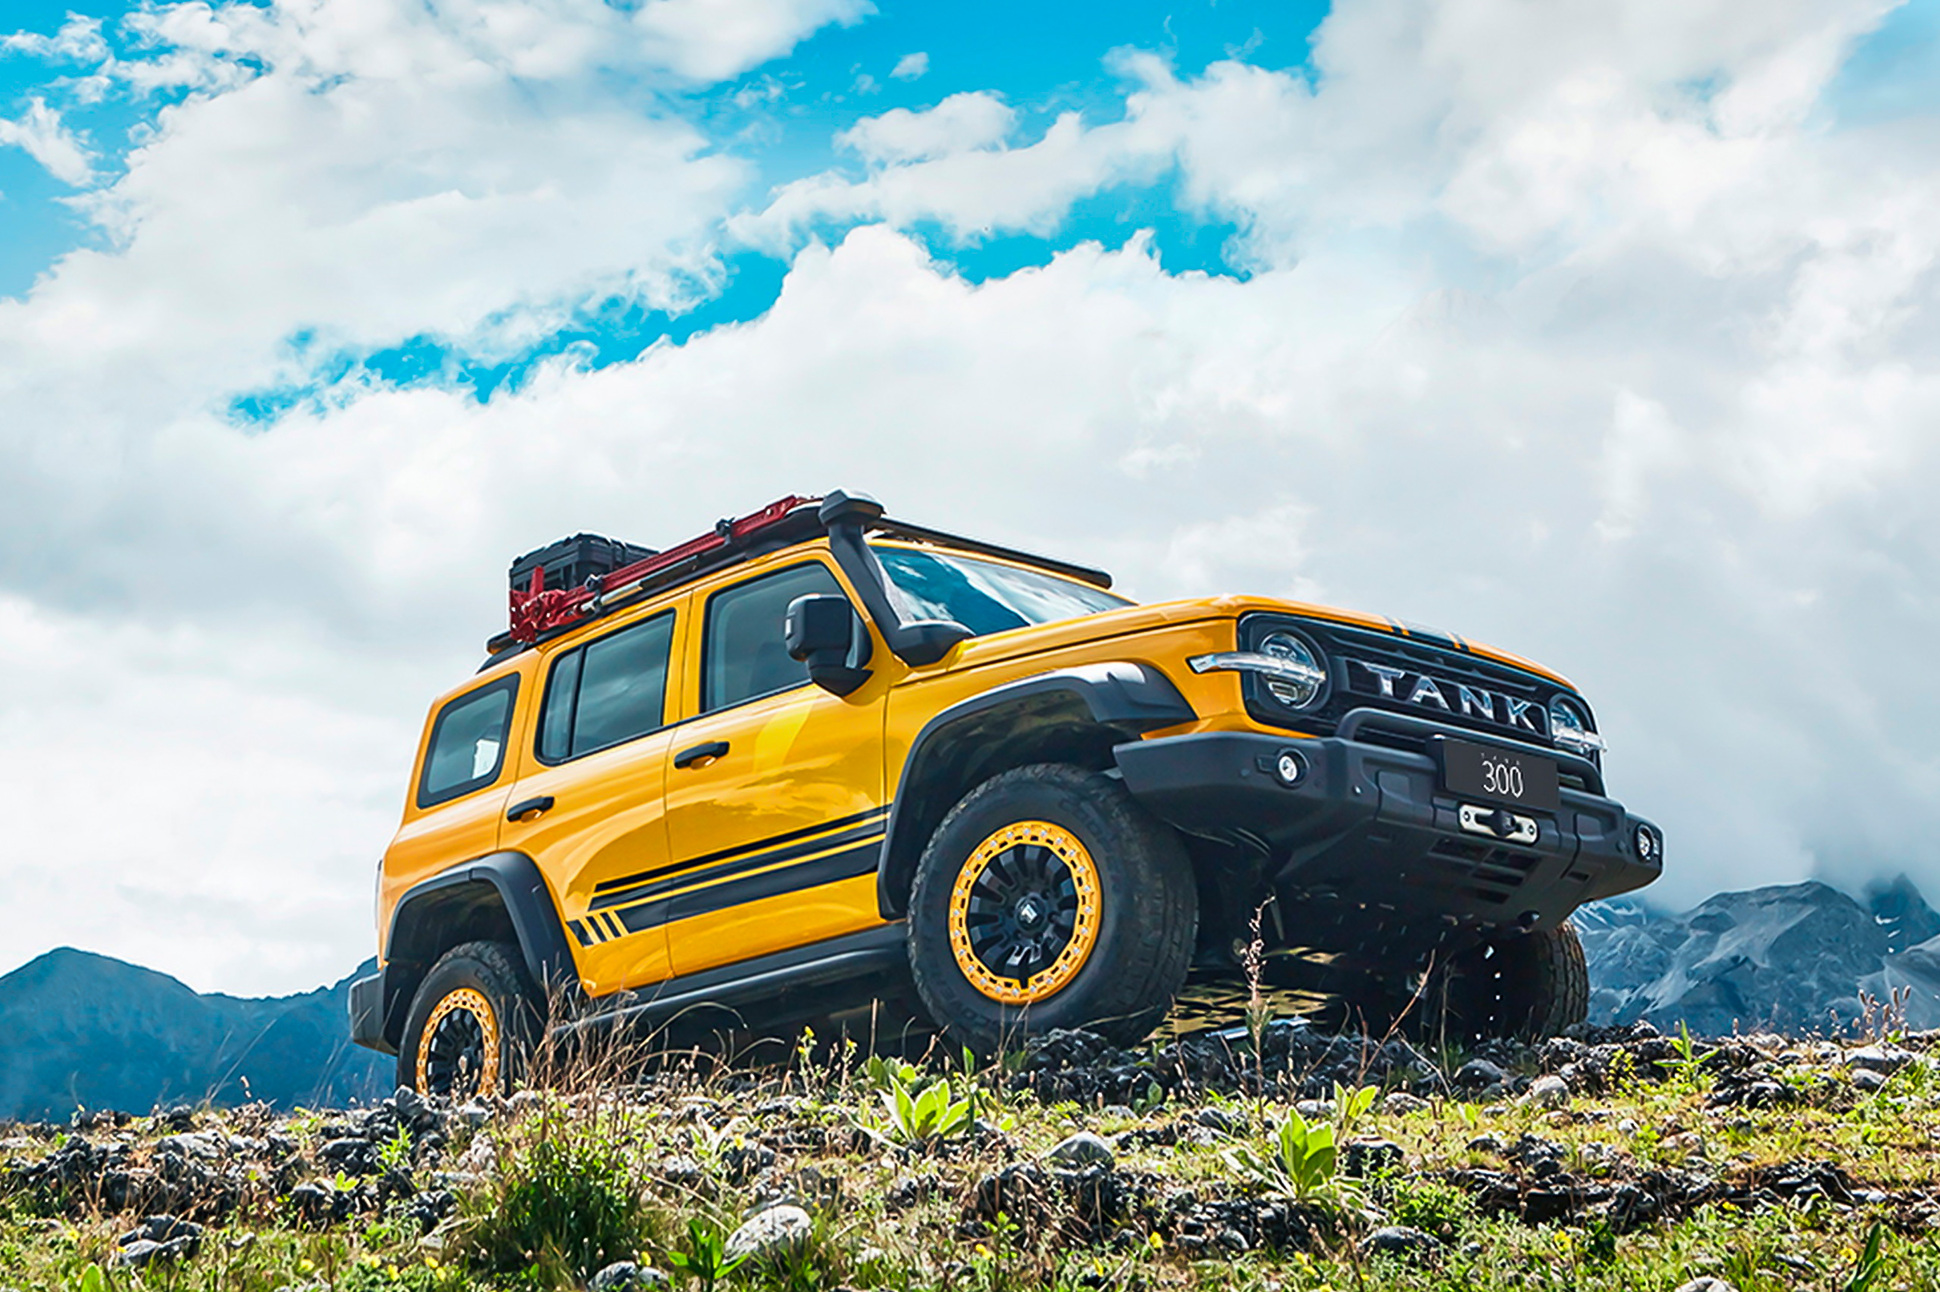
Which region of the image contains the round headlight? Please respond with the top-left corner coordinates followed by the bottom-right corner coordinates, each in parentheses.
top-left (1258, 631), bottom-right (1325, 708)
top-left (1547, 695), bottom-right (1604, 754)
top-left (1633, 823), bottom-right (1661, 864)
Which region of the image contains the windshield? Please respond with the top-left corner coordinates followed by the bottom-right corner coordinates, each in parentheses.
top-left (874, 545), bottom-right (1132, 637)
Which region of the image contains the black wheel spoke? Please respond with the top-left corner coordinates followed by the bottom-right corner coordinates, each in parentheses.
top-left (965, 840), bottom-right (1087, 983)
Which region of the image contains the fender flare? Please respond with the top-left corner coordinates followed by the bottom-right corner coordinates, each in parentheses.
top-left (377, 851), bottom-right (578, 1048)
top-left (876, 662), bottom-right (1195, 918)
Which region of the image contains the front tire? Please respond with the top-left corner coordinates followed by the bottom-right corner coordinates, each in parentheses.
top-left (1421, 921), bottom-right (1588, 1042)
top-left (398, 940), bottom-right (540, 1097)
top-left (907, 764), bottom-right (1197, 1054)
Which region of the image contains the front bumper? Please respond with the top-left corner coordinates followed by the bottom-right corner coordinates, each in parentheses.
top-left (1113, 720), bottom-right (1660, 962)
top-left (348, 971), bottom-right (396, 1055)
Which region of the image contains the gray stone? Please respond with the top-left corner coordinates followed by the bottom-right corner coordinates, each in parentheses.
top-left (155, 1131), bottom-right (223, 1161)
top-left (1382, 1092), bottom-right (1430, 1116)
top-left (1293, 1099), bottom-right (1336, 1119)
top-left (1195, 1107), bottom-right (1247, 1135)
top-left (1453, 1059), bottom-right (1507, 1091)
top-left (588, 1261), bottom-right (668, 1291)
top-left (1523, 1074), bottom-right (1570, 1108)
top-left (1848, 1046), bottom-right (1913, 1074)
top-left (1672, 1280), bottom-right (1738, 1292)
top-left (456, 1100), bottom-right (492, 1128)
top-left (1342, 1138), bottom-right (1404, 1177)
top-left (725, 1204), bottom-right (813, 1263)
top-left (1360, 1226), bottom-right (1441, 1263)
top-left (1853, 1068), bottom-right (1889, 1091)
top-left (1045, 1131), bottom-right (1114, 1170)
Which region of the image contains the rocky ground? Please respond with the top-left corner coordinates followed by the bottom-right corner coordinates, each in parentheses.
top-left (6, 1021), bottom-right (1940, 1291)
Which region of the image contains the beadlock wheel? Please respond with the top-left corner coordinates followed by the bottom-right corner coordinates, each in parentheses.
top-left (907, 763), bottom-right (1198, 1054)
top-left (947, 820), bottom-right (1103, 1004)
top-left (398, 939), bottom-right (539, 1098)
top-left (416, 986), bottom-right (502, 1097)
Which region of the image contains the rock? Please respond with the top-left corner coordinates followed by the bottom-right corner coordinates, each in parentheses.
top-left (1382, 1092), bottom-right (1430, 1116)
top-left (724, 1204), bottom-right (813, 1263)
top-left (113, 1216), bottom-right (203, 1268)
top-left (456, 1100), bottom-right (492, 1128)
top-left (1853, 1069), bottom-right (1888, 1092)
top-left (1672, 1280), bottom-right (1738, 1292)
top-left (1195, 1107), bottom-right (1247, 1135)
top-left (589, 1261), bottom-right (668, 1291)
top-left (1523, 1075), bottom-right (1570, 1109)
top-left (1293, 1099), bottom-right (1335, 1119)
top-left (1360, 1225), bottom-right (1441, 1263)
top-left (1046, 1132), bottom-right (1114, 1170)
top-left (1848, 1046), bottom-right (1913, 1074)
top-left (156, 1132), bottom-right (223, 1161)
top-left (318, 1137), bottom-right (378, 1175)
top-left (1342, 1138), bottom-right (1404, 1177)
top-left (1454, 1059), bottom-right (1507, 1092)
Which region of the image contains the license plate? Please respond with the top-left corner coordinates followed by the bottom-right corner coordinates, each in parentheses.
top-left (1439, 738), bottom-right (1560, 812)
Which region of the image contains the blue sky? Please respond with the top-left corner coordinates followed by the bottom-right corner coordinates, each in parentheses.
top-left (1, 0), bottom-right (1937, 992)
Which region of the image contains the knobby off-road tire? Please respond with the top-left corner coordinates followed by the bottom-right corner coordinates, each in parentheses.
top-left (1422, 921), bottom-right (1588, 1043)
top-left (398, 940), bottom-right (542, 1098)
top-left (907, 763), bottom-right (1198, 1055)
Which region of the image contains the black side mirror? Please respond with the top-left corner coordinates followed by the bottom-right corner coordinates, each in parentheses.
top-left (785, 594), bottom-right (873, 696)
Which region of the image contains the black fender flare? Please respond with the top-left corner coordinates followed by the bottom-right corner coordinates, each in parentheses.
top-left (876, 661), bottom-right (1195, 918)
top-left (376, 851), bottom-right (578, 1048)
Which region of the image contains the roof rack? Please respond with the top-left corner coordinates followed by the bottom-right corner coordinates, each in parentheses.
top-left (487, 491), bottom-right (1114, 660)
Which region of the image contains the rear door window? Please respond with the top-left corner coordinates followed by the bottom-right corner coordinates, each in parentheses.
top-left (418, 676), bottom-right (518, 808)
top-left (537, 611), bottom-right (676, 762)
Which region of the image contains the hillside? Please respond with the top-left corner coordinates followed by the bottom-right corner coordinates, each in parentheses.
top-left (3, 1020), bottom-right (1937, 1291)
top-left (0, 948), bottom-right (390, 1120)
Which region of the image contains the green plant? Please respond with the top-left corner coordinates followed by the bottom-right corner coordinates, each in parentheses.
top-left (880, 1068), bottom-right (973, 1145)
top-left (1227, 1110), bottom-right (1362, 1209)
top-left (664, 1216), bottom-right (748, 1291)
top-left (1332, 1082), bottom-right (1378, 1137)
top-left (1845, 1221), bottom-right (1889, 1292)
top-left (1379, 1173), bottom-right (1475, 1238)
top-left (1662, 1023), bottom-right (1715, 1088)
top-left (378, 1125), bottom-right (413, 1175)
top-left (458, 1119), bottom-right (646, 1281)
top-left (74, 1265), bottom-right (105, 1292)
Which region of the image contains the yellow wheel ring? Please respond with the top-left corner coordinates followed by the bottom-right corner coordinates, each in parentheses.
top-left (416, 986), bottom-right (502, 1097)
top-left (947, 820), bottom-right (1102, 1005)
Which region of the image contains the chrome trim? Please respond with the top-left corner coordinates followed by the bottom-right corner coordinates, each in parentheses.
top-left (1188, 650), bottom-right (1327, 696)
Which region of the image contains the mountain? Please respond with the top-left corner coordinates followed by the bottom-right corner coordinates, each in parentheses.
top-left (1578, 876), bottom-right (1940, 1036)
top-left (0, 949), bottom-right (391, 1121)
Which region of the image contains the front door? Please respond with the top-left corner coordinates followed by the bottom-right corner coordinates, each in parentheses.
top-left (659, 558), bottom-right (891, 976)
top-left (500, 605), bottom-right (683, 997)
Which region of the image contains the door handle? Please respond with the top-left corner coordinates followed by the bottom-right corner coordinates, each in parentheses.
top-left (506, 795), bottom-right (555, 822)
top-left (673, 740), bottom-right (730, 769)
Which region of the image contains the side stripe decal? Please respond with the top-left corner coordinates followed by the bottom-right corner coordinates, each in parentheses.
top-left (591, 803), bottom-right (889, 896)
top-left (590, 816), bottom-right (888, 912)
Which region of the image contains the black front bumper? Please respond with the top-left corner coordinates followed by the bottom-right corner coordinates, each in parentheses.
top-left (1113, 718), bottom-right (1660, 962)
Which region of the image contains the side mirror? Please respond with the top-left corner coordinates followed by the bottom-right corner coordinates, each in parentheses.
top-left (785, 594), bottom-right (873, 696)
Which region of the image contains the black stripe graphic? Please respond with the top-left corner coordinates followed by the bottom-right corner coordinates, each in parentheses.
top-left (592, 804), bottom-right (889, 895)
top-left (590, 818), bottom-right (887, 911)
top-left (665, 841), bottom-right (882, 923)
top-left (570, 919), bottom-right (593, 947)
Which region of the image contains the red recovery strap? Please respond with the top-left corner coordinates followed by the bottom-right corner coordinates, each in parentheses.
top-left (507, 495), bottom-right (821, 643)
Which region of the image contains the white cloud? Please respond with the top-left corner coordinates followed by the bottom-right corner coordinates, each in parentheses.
top-left (837, 91), bottom-right (1016, 165)
top-left (890, 51), bottom-right (928, 81)
top-left (2, 0), bottom-right (1939, 992)
top-left (0, 98), bottom-right (93, 184)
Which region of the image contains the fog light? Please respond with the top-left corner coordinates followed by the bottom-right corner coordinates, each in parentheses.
top-left (1633, 823), bottom-right (1660, 864)
top-left (1273, 749), bottom-right (1305, 787)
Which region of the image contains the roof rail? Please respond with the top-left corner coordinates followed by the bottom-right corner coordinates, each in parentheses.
top-left (484, 491), bottom-right (1114, 660)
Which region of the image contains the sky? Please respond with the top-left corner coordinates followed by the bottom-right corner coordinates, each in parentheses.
top-left (1, 0), bottom-right (1937, 997)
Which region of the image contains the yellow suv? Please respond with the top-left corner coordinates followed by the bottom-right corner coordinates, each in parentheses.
top-left (349, 492), bottom-right (1662, 1095)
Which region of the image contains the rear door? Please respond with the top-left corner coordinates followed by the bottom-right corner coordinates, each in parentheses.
top-left (658, 557), bottom-right (893, 976)
top-left (499, 604), bottom-right (685, 997)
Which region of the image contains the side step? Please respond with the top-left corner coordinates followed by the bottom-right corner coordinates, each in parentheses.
top-left (550, 923), bottom-right (909, 1039)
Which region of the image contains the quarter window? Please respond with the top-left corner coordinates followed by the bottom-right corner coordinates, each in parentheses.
top-left (538, 612), bottom-right (675, 761)
top-left (418, 677), bottom-right (517, 808)
top-left (703, 563), bottom-right (845, 711)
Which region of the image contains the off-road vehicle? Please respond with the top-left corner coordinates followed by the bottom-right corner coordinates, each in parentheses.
top-left (350, 492), bottom-right (1662, 1095)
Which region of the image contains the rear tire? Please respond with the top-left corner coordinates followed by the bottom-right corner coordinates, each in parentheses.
top-left (398, 940), bottom-right (541, 1097)
top-left (1420, 921), bottom-right (1588, 1042)
top-left (907, 763), bottom-right (1197, 1055)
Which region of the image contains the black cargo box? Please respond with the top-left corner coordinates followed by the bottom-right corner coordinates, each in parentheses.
top-left (510, 533), bottom-right (657, 595)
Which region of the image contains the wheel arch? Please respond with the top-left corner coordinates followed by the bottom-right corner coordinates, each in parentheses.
top-left (377, 852), bottom-right (577, 1050)
top-left (876, 662), bottom-right (1194, 919)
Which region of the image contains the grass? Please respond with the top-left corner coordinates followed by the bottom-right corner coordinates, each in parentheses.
top-left (5, 1025), bottom-right (1940, 1291)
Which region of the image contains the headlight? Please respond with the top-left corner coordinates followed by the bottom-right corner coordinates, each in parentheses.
top-left (1548, 695), bottom-right (1605, 755)
top-left (1189, 629), bottom-right (1327, 708)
